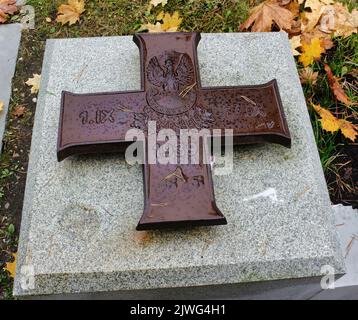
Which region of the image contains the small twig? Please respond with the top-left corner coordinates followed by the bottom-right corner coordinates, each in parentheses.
top-left (116, 104), bottom-right (134, 113)
top-left (151, 202), bottom-right (169, 207)
top-left (179, 82), bottom-right (197, 98)
top-left (240, 95), bottom-right (257, 106)
top-left (345, 234), bottom-right (358, 258)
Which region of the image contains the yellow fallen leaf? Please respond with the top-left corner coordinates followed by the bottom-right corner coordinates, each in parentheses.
top-left (25, 74), bottom-right (41, 94)
top-left (311, 102), bottom-right (357, 141)
top-left (142, 21), bottom-right (163, 33)
top-left (311, 102), bottom-right (340, 133)
top-left (4, 252), bottom-right (17, 278)
top-left (301, 28), bottom-right (334, 51)
top-left (56, 0), bottom-right (85, 26)
top-left (0, 101), bottom-right (4, 112)
top-left (340, 119), bottom-right (358, 142)
top-left (161, 12), bottom-right (182, 32)
top-left (141, 11), bottom-right (182, 33)
top-left (150, 0), bottom-right (167, 7)
top-left (290, 35), bottom-right (301, 56)
top-left (299, 38), bottom-right (324, 67)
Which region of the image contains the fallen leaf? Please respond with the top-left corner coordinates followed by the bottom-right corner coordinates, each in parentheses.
top-left (0, 101), bottom-right (4, 112)
top-left (149, 0), bottom-right (167, 7)
top-left (301, 3), bottom-right (326, 32)
top-left (340, 119), bottom-right (358, 142)
top-left (240, 0), bottom-right (293, 32)
top-left (311, 102), bottom-right (340, 133)
top-left (141, 11), bottom-right (182, 32)
top-left (4, 252), bottom-right (16, 278)
top-left (324, 64), bottom-right (353, 105)
top-left (301, 28), bottom-right (334, 51)
top-left (45, 17), bottom-right (52, 23)
top-left (299, 67), bottom-right (318, 85)
top-left (25, 74), bottom-right (41, 94)
top-left (311, 102), bottom-right (358, 141)
top-left (331, 3), bottom-right (358, 38)
top-left (56, 0), bottom-right (85, 26)
top-left (299, 37), bottom-right (324, 66)
top-left (13, 105), bottom-right (26, 117)
top-left (0, 0), bottom-right (19, 23)
top-left (285, 1), bottom-right (300, 19)
top-left (161, 11), bottom-right (182, 32)
top-left (290, 35), bottom-right (302, 56)
top-left (278, 0), bottom-right (291, 5)
top-left (141, 21), bottom-right (163, 32)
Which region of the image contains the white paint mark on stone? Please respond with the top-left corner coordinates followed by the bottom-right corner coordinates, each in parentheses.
top-left (243, 188), bottom-right (283, 204)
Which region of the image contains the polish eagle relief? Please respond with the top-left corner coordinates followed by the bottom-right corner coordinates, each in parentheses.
top-left (132, 51), bottom-right (214, 132)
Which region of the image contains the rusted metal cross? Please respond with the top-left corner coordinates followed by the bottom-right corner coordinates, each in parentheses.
top-left (57, 32), bottom-right (291, 230)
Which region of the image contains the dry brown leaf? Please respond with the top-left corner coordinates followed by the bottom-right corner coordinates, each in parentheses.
top-left (299, 37), bottom-right (324, 67)
top-left (299, 67), bottom-right (318, 85)
top-left (332, 3), bottom-right (358, 38)
top-left (0, 0), bottom-right (19, 23)
top-left (4, 252), bottom-right (16, 278)
top-left (0, 101), bottom-right (4, 112)
top-left (324, 64), bottom-right (353, 105)
top-left (25, 74), bottom-right (41, 94)
top-left (290, 35), bottom-right (302, 56)
top-left (286, 1), bottom-right (300, 19)
top-left (240, 0), bottom-right (293, 32)
top-left (13, 105), bottom-right (26, 117)
top-left (56, 0), bottom-right (85, 26)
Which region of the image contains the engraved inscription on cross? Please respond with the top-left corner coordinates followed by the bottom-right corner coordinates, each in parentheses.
top-left (57, 32), bottom-right (291, 230)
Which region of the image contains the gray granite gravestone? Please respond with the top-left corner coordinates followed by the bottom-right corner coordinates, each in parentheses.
top-left (14, 33), bottom-right (345, 299)
top-left (0, 23), bottom-right (21, 153)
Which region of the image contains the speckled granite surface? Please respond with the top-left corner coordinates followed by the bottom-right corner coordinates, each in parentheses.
top-left (14, 33), bottom-right (345, 297)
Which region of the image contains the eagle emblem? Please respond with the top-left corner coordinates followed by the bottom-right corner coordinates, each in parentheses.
top-left (146, 51), bottom-right (197, 116)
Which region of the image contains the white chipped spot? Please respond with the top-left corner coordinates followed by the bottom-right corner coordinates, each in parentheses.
top-left (20, 265), bottom-right (35, 291)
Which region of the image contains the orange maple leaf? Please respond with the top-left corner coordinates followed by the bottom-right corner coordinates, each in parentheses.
top-left (340, 119), bottom-right (358, 142)
top-left (324, 64), bottom-right (353, 106)
top-left (311, 102), bottom-right (358, 141)
top-left (240, 0), bottom-right (293, 32)
top-left (311, 102), bottom-right (340, 133)
top-left (56, 0), bottom-right (85, 26)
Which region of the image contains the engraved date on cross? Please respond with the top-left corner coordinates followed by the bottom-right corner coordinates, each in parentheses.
top-left (57, 32), bottom-right (291, 230)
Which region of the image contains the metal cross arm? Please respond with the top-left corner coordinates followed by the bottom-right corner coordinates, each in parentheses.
top-left (57, 32), bottom-right (291, 230)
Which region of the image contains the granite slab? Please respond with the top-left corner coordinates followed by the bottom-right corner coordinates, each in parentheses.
top-left (14, 33), bottom-right (345, 298)
top-left (0, 24), bottom-right (21, 153)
